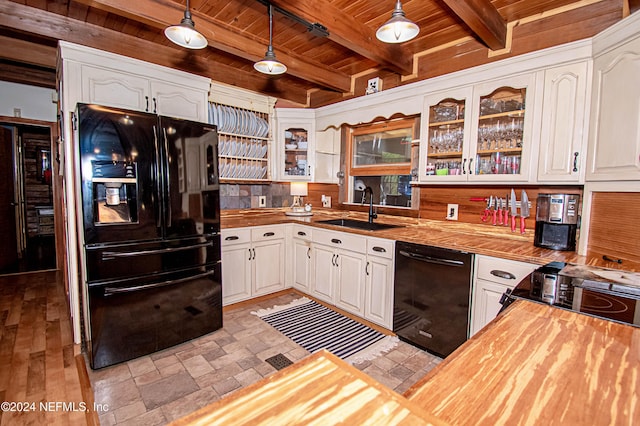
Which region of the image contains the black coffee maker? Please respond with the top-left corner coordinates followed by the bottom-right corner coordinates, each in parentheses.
top-left (534, 194), bottom-right (580, 251)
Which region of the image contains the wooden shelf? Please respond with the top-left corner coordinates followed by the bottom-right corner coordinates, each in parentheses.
top-left (478, 109), bottom-right (525, 120)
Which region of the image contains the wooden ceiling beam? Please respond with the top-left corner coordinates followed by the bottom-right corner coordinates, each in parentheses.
top-left (72, 0), bottom-right (352, 93)
top-left (268, 0), bottom-right (414, 75)
top-left (0, 36), bottom-right (57, 69)
top-left (0, 2), bottom-right (309, 105)
top-left (439, 0), bottom-right (507, 50)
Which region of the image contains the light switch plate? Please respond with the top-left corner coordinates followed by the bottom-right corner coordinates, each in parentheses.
top-left (447, 203), bottom-right (459, 220)
top-left (322, 195), bottom-right (331, 208)
top-left (258, 196), bottom-right (266, 207)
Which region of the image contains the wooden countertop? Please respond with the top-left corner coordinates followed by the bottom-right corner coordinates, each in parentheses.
top-left (220, 208), bottom-right (636, 271)
top-left (170, 349), bottom-right (448, 426)
top-left (404, 299), bottom-right (640, 425)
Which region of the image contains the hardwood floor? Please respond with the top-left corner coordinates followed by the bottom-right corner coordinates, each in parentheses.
top-left (0, 271), bottom-right (94, 425)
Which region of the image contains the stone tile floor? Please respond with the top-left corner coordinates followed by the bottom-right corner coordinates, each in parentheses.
top-left (87, 292), bottom-right (442, 425)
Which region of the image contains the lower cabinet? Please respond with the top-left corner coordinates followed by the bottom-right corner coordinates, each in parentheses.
top-left (364, 237), bottom-right (395, 330)
top-left (470, 255), bottom-right (537, 336)
top-left (221, 225), bottom-right (285, 305)
top-left (309, 228), bottom-right (394, 329)
top-left (291, 225), bottom-right (312, 293)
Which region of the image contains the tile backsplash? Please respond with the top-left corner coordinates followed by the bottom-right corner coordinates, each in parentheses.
top-left (220, 183), bottom-right (295, 210)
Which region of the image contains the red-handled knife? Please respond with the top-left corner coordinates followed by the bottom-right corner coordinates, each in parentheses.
top-left (510, 189), bottom-right (517, 232)
top-left (520, 190), bottom-right (530, 234)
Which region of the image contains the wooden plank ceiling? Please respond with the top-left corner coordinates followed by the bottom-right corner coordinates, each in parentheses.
top-left (0, 0), bottom-right (635, 107)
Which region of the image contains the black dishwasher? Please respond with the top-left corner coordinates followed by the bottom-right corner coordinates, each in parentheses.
top-left (394, 241), bottom-right (473, 358)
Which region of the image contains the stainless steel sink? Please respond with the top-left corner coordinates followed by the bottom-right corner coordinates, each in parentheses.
top-left (317, 218), bottom-right (403, 231)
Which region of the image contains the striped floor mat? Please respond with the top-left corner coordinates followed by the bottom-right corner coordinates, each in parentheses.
top-left (252, 297), bottom-right (398, 363)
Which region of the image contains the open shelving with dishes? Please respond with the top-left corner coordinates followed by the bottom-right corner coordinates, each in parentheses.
top-left (209, 103), bottom-right (270, 181)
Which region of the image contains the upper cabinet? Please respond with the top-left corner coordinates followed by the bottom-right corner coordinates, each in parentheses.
top-left (419, 73), bottom-right (537, 183)
top-left (537, 62), bottom-right (590, 183)
top-left (587, 21), bottom-right (640, 181)
top-left (275, 108), bottom-right (315, 181)
top-left (314, 127), bottom-right (341, 184)
top-left (59, 42), bottom-right (210, 122)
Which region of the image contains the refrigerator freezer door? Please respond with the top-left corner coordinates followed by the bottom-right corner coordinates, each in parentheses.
top-left (87, 263), bottom-right (222, 369)
top-left (78, 104), bottom-right (162, 245)
top-left (85, 234), bottom-right (221, 283)
top-left (160, 116), bottom-right (220, 237)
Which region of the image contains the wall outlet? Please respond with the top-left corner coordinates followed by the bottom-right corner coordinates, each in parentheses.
top-left (258, 196), bottom-right (266, 208)
top-left (322, 195), bottom-right (332, 208)
top-left (13, 108), bottom-right (21, 118)
top-left (447, 204), bottom-right (459, 221)
top-left (366, 77), bottom-right (382, 94)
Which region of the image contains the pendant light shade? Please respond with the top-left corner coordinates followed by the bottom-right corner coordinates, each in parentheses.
top-left (165, 0), bottom-right (208, 49)
top-left (376, 0), bottom-right (420, 44)
top-left (254, 5), bottom-right (287, 75)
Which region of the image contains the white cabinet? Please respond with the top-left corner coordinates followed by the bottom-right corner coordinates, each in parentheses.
top-left (587, 32), bottom-right (640, 181)
top-left (221, 228), bottom-right (252, 305)
top-left (537, 61), bottom-right (590, 183)
top-left (221, 225), bottom-right (285, 305)
top-left (60, 42), bottom-right (210, 122)
top-left (418, 73), bottom-right (538, 183)
top-left (291, 225), bottom-right (313, 293)
top-left (275, 108), bottom-right (315, 181)
top-left (310, 229), bottom-right (367, 315)
top-left (314, 127), bottom-right (341, 183)
top-left (252, 227), bottom-right (286, 296)
top-left (470, 255), bottom-right (537, 336)
top-left (364, 237), bottom-right (394, 329)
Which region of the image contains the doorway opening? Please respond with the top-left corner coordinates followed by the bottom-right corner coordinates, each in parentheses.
top-left (0, 121), bottom-right (57, 275)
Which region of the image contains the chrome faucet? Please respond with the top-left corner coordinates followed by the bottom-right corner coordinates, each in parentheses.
top-left (363, 186), bottom-right (378, 223)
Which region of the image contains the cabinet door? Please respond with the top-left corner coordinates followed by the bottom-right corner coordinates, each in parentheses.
top-left (364, 256), bottom-right (393, 329)
top-left (281, 123), bottom-right (313, 180)
top-left (151, 80), bottom-right (208, 122)
top-left (469, 73), bottom-right (537, 182)
top-left (252, 239), bottom-right (285, 296)
top-left (587, 37), bottom-right (640, 181)
top-left (334, 249), bottom-right (366, 316)
top-left (538, 62), bottom-right (589, 183)
top-left (470, 279), bottom-right (512, 336)
top-left (314, 128), bottom-right (340, 183)
top-left (419, 87), bottom-right (473, 182)
top-left (310, 244), bottom-right (336, 303)
top-left (292, 238), bottom-right (312, 292)
top-left (81, 64), bottom-right (149, 111)
top-left (221, 244), bottom-right (252, 305)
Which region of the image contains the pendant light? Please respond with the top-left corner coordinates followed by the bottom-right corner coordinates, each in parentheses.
top-left (376, 0), bottom-right (420, 44)
top-left (254, 4), bottom-right (287, 75)
top-left (164, 0), bottom-right (208, 49)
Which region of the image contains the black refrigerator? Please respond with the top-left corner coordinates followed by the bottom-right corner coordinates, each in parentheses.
top-left (76, 103), bottom-right (222, 369)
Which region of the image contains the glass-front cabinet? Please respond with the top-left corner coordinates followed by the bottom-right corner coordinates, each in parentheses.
top-left (419, 74), bottom-right (536, 183)
top-left (275, 108), bottom-right (315, 181)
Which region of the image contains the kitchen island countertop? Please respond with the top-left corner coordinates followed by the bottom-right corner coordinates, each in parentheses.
top-left (405, 299), bottom-right (640, 425)
top-left (220, 208), bottom-right (637, 272)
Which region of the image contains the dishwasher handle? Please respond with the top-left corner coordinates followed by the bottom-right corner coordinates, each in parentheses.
top-left (398, 250), bottom-right (465, 267)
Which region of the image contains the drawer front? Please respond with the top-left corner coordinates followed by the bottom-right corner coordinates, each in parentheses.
top-left (251, 225), bottom-right (285, 242)
top-left (476, 255), bottom-right (537, 286)
top-left (221, 228), bottom-right (251, 246)
top-left (366, 237), bottom-right (394, 259)
top-left (314, 229), bottom-right (366, 253)
top-left (292, 225), bottom-right (312, 241)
